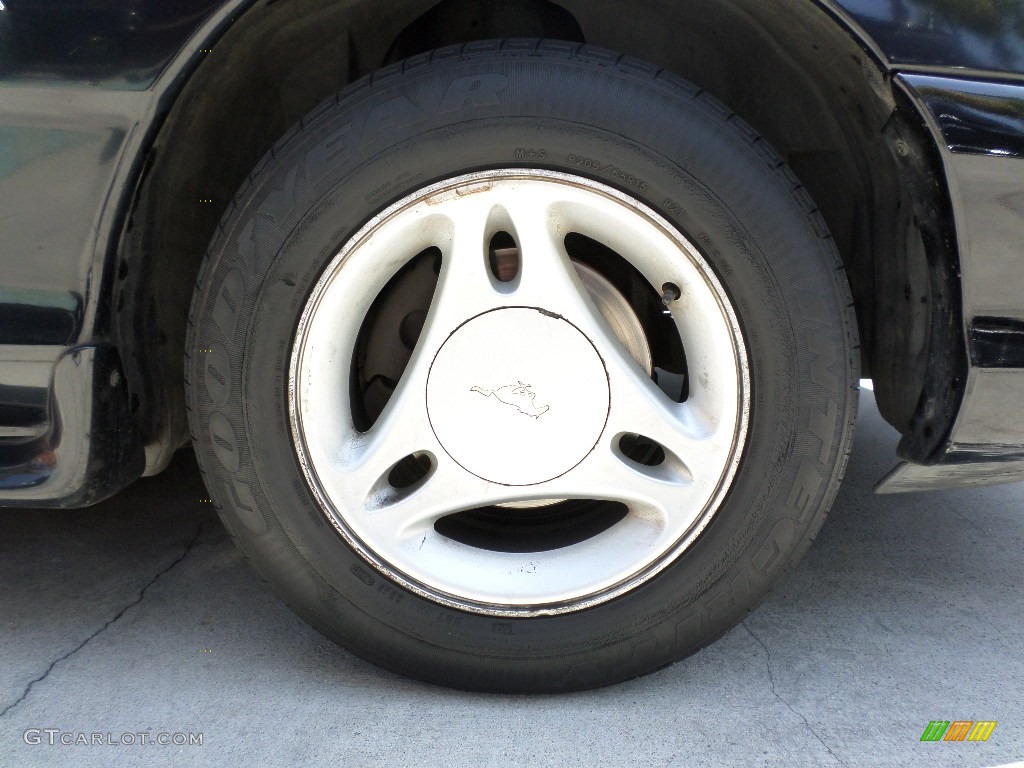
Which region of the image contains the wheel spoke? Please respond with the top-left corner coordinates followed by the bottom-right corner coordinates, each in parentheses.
top-left (315, 195), bottom-right (503, 516)
top-left (604, 355), bottom-right (731, 489)
top-left (310, 385), bottom-right (430, 517)
top-left (357, 457), bottom-right (489, 544)
top-left (502, 191), bottom-right (609, 328)
top-left (497, 187), bottom-right (735, 490)
top-left (412, 196), bottom-right (504, 353)
top-left (543, 439), bottom-right (694, 521)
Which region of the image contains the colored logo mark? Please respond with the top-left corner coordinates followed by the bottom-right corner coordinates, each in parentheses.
top-left (920, 720), bottom-right (997, 742)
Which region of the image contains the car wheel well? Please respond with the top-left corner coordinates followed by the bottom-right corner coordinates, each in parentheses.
top-left (114, 0), bottom-right (962, 473)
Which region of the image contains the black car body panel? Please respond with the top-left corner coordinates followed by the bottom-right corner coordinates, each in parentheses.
top-left (906, 76), bottom-right (1024, 158)
top-left (0, 0), bottom-right (223, 87)
top-left (826, 0), bottom-right (1024, 75)
top-left (0, 0), bottom-right (235, 503)
top-left (2, 0), bottom-right (1024, 505)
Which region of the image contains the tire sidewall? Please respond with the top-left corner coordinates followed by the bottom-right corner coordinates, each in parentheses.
top-left (189, 48), bottom-right (855, 688)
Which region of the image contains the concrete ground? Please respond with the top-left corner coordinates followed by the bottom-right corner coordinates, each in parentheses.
top-left (0, 389), bottom-right (1021, 768)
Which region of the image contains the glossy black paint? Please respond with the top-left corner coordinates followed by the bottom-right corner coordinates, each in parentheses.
top-left (0, 345), bottom-right (143, 506)
top-left (970, 317), bottom-right (1024, 368)
top-left (830, 0), bottom-right (1024, 75)
top-left (905, 75), bottom-right (1024, 157)
top-left (0, 0), bottom-right (237, 504)
top-left (0, 92), bottom-right (139, 350)
top-left (0, 288), bottom-right (81, 345)
top-left (2, 0), bottom-right (1024, 505)
top-left (0, 0), bottom-right (223, 87)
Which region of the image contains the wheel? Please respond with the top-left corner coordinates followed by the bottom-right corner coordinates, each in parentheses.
top-left (186, 40), bottom-right (858, 692)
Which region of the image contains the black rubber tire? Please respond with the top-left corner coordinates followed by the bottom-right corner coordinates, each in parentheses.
top-left (185, 39), bottom-right (859, 693)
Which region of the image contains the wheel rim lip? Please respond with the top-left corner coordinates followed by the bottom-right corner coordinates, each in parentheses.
top-left (288, 168), bottom-right (751, 617)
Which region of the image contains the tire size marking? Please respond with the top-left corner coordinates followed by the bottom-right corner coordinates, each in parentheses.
top-left (567, 154), bottom-right (647, 190)
top-left (377, 584), bottom-right (405, 605)
top-left (350, 564), bottom-right (375, 586)
top-left (568, 153), bottom-right (606, 170)
top-left (663, 198), bottom-right (685, 215)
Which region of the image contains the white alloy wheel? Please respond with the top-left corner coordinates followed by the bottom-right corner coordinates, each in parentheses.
top-left (290, 170), bottom-right (750, 615)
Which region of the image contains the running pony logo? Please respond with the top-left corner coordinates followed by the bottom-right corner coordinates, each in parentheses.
top-left (470, 381), bottom-right (550, 418)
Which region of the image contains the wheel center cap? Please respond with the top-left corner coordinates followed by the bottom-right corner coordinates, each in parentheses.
top-left (426, 307), bottom-right (610, 486)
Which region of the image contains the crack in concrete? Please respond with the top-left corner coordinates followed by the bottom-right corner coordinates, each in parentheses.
top-left (0, 523), bottom-right (206, 719)
top-left (742, 622), bottom-right (847, 767)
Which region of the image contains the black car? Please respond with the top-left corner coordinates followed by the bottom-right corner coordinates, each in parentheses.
top-left (2, 0), bottom-right (1023, 692)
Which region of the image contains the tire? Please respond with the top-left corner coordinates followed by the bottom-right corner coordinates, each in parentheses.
top-left (186, 39), bottom-right (858, 692)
